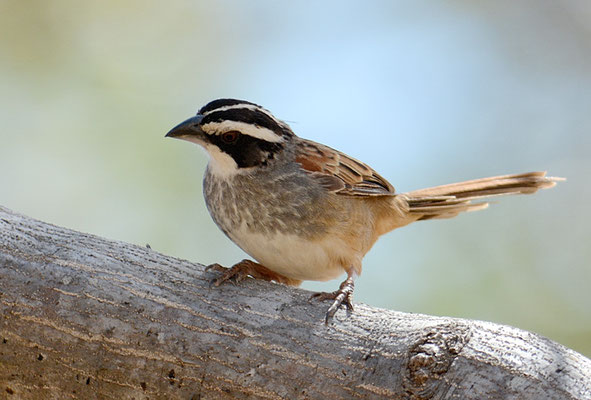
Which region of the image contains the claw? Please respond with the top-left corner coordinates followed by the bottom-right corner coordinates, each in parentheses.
top-left (310, 276), bottom-right (355, 324)
top-left (205, 263), bottom-right (235, 287)
top-left (205, 263), bottom-right (225, 272)
top-left (205, 259), bottom-right (300, 287)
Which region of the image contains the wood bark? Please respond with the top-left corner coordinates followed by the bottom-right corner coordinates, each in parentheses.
top-left (0, 206), bottom-right (589, 400)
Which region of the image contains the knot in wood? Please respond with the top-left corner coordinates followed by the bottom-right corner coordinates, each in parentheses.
top-left (403, 323), bottom-right (471, 399)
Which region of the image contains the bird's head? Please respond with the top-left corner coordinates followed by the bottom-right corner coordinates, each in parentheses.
top-left (166, 99), bottom-right (294, 177)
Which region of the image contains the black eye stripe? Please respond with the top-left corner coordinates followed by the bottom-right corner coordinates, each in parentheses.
top-left (209, 133), bottom-right (283, 169)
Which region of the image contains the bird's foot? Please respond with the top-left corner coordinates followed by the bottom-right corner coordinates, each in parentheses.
top-left (310, 276), bottom-right (355, 324)
top-left (206, 259), bottom-right (299, 286)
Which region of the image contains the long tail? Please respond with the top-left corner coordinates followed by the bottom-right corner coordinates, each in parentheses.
top-left (402, 171), bottom-right (563, 221)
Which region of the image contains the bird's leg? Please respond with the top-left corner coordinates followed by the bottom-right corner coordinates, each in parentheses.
top-left (310, 271), bottom-right (356, 324)
top-left (206, 259), bottom-right (301, 286)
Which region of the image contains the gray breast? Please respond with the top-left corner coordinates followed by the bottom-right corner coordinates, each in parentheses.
top-left (203, 165), bottom-right (333, 239)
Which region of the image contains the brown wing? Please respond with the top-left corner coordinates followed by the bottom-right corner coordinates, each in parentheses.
top-left (295, 139), bottom-right (395, 196)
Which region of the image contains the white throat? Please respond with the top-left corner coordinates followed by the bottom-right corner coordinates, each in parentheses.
top-left (204, 144), bottom-right (240, 179)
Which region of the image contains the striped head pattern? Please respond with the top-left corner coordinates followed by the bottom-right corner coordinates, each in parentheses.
top-left (166, 99), bottom-right (295, 176)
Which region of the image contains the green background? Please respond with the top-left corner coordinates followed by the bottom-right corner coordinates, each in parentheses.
top-left (1, 1), bottom-right (589, 356)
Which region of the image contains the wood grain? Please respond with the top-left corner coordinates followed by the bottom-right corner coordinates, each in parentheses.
top-left (0, 206), bottom-right (589, 399)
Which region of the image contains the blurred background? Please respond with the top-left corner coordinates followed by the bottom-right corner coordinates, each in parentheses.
top-left (1, 1), bottom-right (589, 356)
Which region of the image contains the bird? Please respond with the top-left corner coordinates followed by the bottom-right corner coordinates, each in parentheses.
top-left (166, 98), bottom-right (561, 323)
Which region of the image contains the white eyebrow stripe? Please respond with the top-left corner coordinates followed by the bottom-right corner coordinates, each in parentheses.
top-left (201, 103), bottom-right (276, 120)
top-left (201, 120), bottom-right (284, 143)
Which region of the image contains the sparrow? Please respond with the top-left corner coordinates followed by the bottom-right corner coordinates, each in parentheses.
top-left (166, 98), bottom-right (561, 323)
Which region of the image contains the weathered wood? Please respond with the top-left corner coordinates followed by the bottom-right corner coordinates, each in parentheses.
top-left (0, 206), bottom-right (589, 400)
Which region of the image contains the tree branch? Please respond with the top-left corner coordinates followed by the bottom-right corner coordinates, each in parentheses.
top-left (0, 206), bottom-right (589, 399)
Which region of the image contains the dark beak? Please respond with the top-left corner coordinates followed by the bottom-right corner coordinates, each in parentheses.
top-left (165, 114), bottom-right (204, 139)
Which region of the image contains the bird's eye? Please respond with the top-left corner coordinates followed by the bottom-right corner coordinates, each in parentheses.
top-left (221, 131), bottom-right (239, 144)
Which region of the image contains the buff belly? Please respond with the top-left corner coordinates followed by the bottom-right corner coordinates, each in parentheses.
top-left (227, 226), bottom-right (350, 282)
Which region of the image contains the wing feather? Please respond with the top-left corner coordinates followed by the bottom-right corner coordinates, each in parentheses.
top-left (295, 139), bottom-right (395, 196)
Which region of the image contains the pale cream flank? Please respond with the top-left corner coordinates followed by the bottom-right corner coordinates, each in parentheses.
top-left (228, 224), bottom-right (352, 282)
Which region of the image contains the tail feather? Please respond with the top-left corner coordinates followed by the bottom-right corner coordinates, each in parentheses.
top-left (403, 171), bottom-right (562, 221)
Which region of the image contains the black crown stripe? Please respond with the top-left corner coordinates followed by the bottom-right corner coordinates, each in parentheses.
top-left (198, 98), bottom-right (259, 115)
top-left (201, 108), bottom-right (287, 138)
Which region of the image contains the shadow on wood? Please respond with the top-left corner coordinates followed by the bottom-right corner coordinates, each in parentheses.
top-left (0, 206), bottom-right (589, 399)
